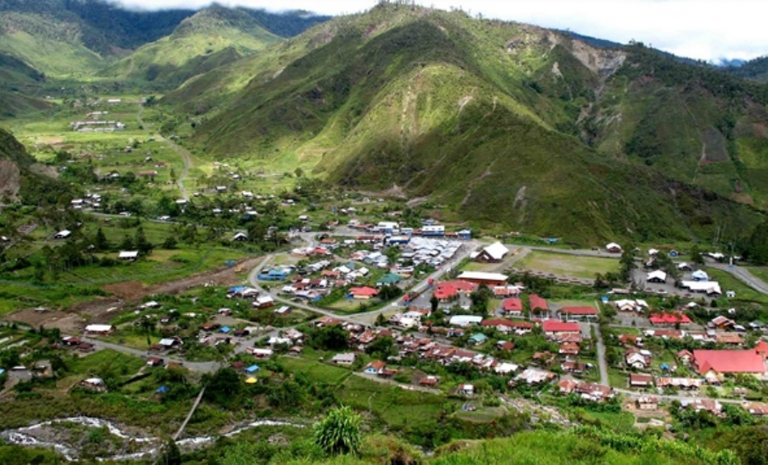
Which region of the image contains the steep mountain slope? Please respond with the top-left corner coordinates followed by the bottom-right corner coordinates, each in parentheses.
top-left (100, 6), bottom-right (281, 85)
top-left (0, 6), bottom-right (112, 77)
top-left (585, 45), bottom-right (768, 209)
top-left (0, 52), bottom-right (49, 118)
top-left (0, 127), bottom-right (64, 202)
top-left (181, 5), bottom-right (763, 244)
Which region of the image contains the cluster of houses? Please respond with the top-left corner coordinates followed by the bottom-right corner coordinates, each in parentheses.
top-left (70, 120), bottom-right (126, 132)
top-left (347, 220), bottom-right (472, 240)
top-left (69, 193), bottom-right (102, 210)
top-left (620, 331), bottom-right (768, 389)
top-left (334, 234), bottom-right (463, 270)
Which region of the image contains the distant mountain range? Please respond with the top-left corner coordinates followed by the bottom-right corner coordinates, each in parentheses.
top-left (0, 0), bottom-right (329, 78)
top-left (2, 1), bottom-right (768, 244)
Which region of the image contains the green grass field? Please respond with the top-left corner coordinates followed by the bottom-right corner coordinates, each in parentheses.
top-left (516, 251), bottom-right (619, 279)
top-left (68, 349), bottom-right (146, 378)
top-left (337, 375), bottom-right (449, 431)
top-left (706, 267), bottom-right (768, 305)
top-left (279, 356), bottom-right (352, 385)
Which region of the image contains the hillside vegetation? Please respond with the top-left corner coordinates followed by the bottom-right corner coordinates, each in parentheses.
top-left (179, 4), bottom-right (764, 244)
top-left (727, 56), bottom-right (768, 83)
top-left (0, 127), bottom-right (73, 202)
top-left (100, 6), bottom-right (282, 85)
top-left (0, 0), bottom-right (329, 79)
top-left (0, 51), bottom-right (48, 117)
top-left (266, 427), bottom-right (739, 465)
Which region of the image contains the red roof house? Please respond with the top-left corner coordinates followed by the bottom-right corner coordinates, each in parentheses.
top-left (349, 287), bottom-right (379, 299)
top-left (560, 306), bottom-right (598, 318)
top-left (693, 350), bottom-right (766, 375)
top-left (502, 298), bottom-right (523, 315)
top-left (649, 312), bottom-right (692, 325)
top-left (755, 340), bottom-right (768, 357)
top-left (542, 320), bottom-right (581, 335)
top-left (433, 281), bottom-right (476, 300)
top-left (529, 294), bottom-right (548, 313)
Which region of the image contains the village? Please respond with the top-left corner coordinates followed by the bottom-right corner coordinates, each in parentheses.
top-left (4, 215), bottom-right (768, 441)
top-left (0, 93), bottom-right (766, 460)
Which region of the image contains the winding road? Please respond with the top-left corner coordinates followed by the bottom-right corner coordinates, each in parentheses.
top-left (137, 104), bottom-right (191, 201)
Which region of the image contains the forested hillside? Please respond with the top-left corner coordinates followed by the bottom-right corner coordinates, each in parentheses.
top-left (175, 4), bottom-right (765, 244)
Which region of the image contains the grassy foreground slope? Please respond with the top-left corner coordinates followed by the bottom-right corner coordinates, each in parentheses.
top-left (100, 6), bottom-right (282, 85)
top-left (184, 5), bottom-right (762, 244)
top-left (277, 428), bottom-right (737, 465)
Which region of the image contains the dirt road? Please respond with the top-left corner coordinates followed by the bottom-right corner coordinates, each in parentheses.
top-left (137, 105), bottom-right (191, 201)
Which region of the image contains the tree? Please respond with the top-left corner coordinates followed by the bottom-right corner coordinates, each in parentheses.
top-left (170, 168), bottom-right (177, 183)
top-left (134, 227), bottom-right (153, 255)
top-left (162, 236), bottom-right (178, 249)
top-left (689, 244), bottom-right (705, 266)
top-left (294, 167), bottom-right (304, 178)
top-left (745, 221), bottom-right (768, 265)
top-left (203, 368), bottom-right (242, 408)
top-left (119, 235), bottom-right (134, 251)
top-left (309, 325), bottom-right (349, 351)
top-left (140, 317), bottom-right (155, 347)
top-left (159, 439), bottom-right (182, 465)
top-left (94, 227), bottom-right (109, 252)
top-left (430, 294), bottom-right (439, 314)
top-left (365, 336), bottom-right (396, 359)
top-left (619, 245), bottom-right (637, 282)
top-left (0, 347), bottom-right (20, 369)
top-left (313, 406), bottom-right (362, 456)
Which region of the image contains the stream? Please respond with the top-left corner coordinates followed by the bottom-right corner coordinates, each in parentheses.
top-left (0, 416), bottom-right (304, 461)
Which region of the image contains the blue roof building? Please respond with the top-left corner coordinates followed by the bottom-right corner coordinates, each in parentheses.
top-left (245, 365), bottom-right (260, 373)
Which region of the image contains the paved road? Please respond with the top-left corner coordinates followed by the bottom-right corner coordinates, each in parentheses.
top-left (710, 262), bottom-right (768, 294)
top-left (593, 323), bottom-right (609, 386)
top-left (137, 104), bottom-right (190, 201)
top-left (613, 388), bottom-right (744, 404)
top-left (507, 243), bottom-right (768, 296)
top-left (81, 336), bottom-right (220, 373)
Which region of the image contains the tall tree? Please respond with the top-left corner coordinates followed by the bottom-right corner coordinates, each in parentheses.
top-left (94, 227), bottom-right (109, 251)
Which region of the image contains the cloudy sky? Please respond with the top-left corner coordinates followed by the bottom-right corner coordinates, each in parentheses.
top-left (116, 0), bottom-right (767, 62)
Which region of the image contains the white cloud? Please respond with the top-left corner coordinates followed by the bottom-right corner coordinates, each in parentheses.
top-left (115, 0), bottom-right (768, 61)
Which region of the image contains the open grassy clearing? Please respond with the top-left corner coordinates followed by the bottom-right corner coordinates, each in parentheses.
top-left (515, 251), bottom-right (619, 279)
top-left (745, 266), bottom-right (768, 288)
top-left (68, 349), bottom-right (146, 378)
top-left (337, 375), bottom-right (449, 431)
top-left (279, 356), bottom-right (352, 385)
top-left (705, 267), bottom-right (768, 305)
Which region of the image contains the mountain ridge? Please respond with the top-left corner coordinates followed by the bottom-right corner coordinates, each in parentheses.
top-left (174, 4), bottom-right (765, 243)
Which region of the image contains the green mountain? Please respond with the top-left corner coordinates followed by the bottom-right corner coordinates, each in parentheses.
top-left (0, 51), bottom-right (49, 118)
top-left (585, 45), bottom-right (768, 209)
top-left (176, 5), bottom-right (764, 244)
top-left (100, 6), bottom-right (282, 85)
top-left (726, 55), bottom-right (768, 82)
top-left (0, 0), bottom-right (329, 79)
